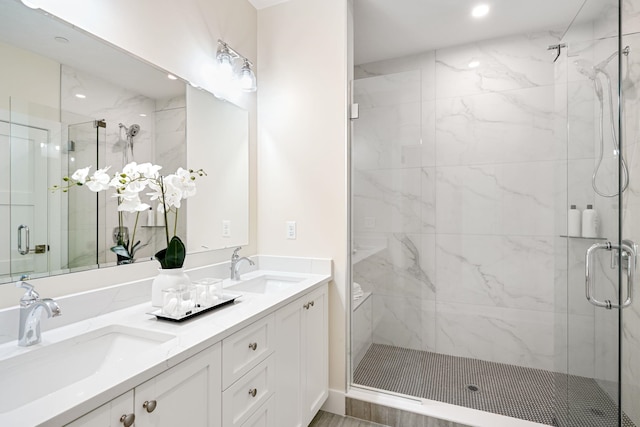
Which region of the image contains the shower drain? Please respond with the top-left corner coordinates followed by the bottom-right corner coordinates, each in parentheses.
top-left (466, 384), bottom-right (480, 392)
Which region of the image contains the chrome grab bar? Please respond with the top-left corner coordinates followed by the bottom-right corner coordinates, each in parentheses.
top-left (585, 240), bottom-right (636, 309)
top-left (17, 225), bottom-right (30, 256)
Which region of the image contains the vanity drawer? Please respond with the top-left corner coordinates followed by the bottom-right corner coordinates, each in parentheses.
top-left (241, 395), bottom-right (275, 427)
top-left (222, 314), bottom-right (274, 388)
top-left (223, 356), bottom-right (275, 427)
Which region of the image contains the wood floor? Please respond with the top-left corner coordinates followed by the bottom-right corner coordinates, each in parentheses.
top-left (309, 410), bottom-right (389, 427)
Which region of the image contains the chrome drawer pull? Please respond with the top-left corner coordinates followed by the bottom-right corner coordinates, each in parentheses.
top-left (120, 414), bottom-right (135, 427)
top-left (248, 342), bottom-right (258, 351)
top-left (143, 400), bottom-right (157, 413)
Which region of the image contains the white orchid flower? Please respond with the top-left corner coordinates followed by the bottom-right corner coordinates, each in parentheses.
top-left (174, 167), bottom-right (197, 198)
top-left (160, 174), bottom-right (184, 209)
top-left (136, 163), bottom-right (162, 179)
top-left (71, 166), bottom-right (91, 184)
top-left (115, 191), bottom-right (150, 212)
top-left (85, 166), bottom-right (111, 192)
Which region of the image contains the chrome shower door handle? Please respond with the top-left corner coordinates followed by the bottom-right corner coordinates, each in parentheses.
top-left (585, 241), bottom-right (636, 309)
top-left (17, 225), bottom-right (30, 255)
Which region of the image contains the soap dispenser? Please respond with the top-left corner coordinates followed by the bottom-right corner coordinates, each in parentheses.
top-left (582, 204), bottom-right (599, 238)
top-left (568, 205), bottom-right (581, 237)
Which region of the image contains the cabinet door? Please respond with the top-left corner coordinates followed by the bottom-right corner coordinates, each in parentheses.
top-left (274, 295), bottom-right (303, 427)
top-left (66, 391), bottom-right (134, 427)
top-left (135, 343), bottom-right (222, 427)
top-left (302, 285), bottom-right (328, 425)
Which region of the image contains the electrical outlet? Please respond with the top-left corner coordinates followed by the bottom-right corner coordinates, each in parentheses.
top-left (286, 221), bottom-right (297, 239)
top-left (222, 220), bottom-right (231, 237)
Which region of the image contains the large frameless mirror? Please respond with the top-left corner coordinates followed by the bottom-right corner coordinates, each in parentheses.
top-left (0, 0), bottom-right (249, 284)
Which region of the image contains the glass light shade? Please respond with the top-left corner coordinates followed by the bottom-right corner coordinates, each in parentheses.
top-left (238, 60), bottom-right (257, 92)
top-left (216, 48), bottom-right (234, 81)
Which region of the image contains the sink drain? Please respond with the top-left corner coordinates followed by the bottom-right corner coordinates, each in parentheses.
top-left (466, 384), bottom-right (480, 392)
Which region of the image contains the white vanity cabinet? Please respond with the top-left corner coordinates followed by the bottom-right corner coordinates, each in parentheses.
top-left (66, 343), bottom-right (221, 427)
top-left (61, 281), bottom-right (329, 427)
top-left (275, 284), bottom-right (328, 427)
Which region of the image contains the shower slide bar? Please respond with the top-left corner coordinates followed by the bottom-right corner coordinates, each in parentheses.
top-left (585, 240), bottom-right (637, 309)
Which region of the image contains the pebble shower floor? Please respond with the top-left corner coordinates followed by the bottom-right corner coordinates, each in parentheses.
top-left (353, 344), bottom-right (635, 427)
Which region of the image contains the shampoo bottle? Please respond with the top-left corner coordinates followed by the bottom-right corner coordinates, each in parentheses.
top-left (581, 204), bottom-right (599, 238)
top-left (146, 206), bottom-right (155, 227)
top-left (568, 205), bottom-right (581, 237)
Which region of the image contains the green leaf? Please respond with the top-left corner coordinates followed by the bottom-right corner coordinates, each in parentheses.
top-left (154, 236), bottom-right (185, 269)
top-left (110, 245), bottom-right (131, 258)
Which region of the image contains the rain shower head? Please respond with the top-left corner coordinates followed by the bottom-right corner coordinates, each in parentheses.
top-left (127, 124), bottom-right (140, 138)
top-left (118, 123), bottom-right (141, 139)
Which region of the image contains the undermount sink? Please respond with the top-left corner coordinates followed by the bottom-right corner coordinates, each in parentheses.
top-left (0, 325), bottom-right (175, 413)
top-left (226, 274), bottom-right (305, 294)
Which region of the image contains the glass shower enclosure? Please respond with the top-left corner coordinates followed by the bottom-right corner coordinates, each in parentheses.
top-left (349, 0), bottom-right (639, 425)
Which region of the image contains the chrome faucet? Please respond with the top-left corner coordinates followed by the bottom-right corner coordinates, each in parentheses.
top-left (230, 247), bottom-right (255, 280)
top-left (15, 277), bottom-right (61, 347)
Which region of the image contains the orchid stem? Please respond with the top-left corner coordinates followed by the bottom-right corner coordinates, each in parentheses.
top-left (160, 176), bottom-right (170, 246)
top-left (130, 212), bottom-right (140, 256)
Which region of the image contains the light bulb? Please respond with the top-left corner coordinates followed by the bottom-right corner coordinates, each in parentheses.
top-left (238, 60), bottom-right (257, 92)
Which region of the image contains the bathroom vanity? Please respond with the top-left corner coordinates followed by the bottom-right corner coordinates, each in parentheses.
top-left (0, 256), bottom-right (331, 427)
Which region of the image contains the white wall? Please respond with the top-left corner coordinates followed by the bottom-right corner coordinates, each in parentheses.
top-left (257, 0), bottom-right (349, 406)
top-left (0, 0), bottom-right (258, 307)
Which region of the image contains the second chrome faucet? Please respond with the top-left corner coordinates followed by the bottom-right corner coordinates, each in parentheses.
top-left (230, 247), bottom-right (255, 280)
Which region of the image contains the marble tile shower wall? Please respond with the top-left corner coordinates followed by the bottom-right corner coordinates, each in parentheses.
top-left (353, 30), bottom-right (584, 373)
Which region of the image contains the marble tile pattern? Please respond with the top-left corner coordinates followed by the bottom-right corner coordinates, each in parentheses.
top-left (351, 24), bottom-right (628, 382)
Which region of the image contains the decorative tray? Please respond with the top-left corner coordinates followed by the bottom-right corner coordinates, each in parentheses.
top-left (148, 293), bottom-right (241, 322)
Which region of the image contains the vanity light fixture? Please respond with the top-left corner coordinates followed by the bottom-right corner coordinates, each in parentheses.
top-left (471, 4), bottom-right (490, 18)
top-left (216, 40), bottom-right (257, 93)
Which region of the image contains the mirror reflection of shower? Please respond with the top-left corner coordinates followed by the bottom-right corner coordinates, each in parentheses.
top-left (118, 122), bottom-right (141, 165)
top-left (574, 46), bottom-right (630, 198)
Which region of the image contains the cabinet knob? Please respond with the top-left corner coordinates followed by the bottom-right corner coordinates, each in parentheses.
top-left (120, 413), bottom-right (135, 427)
top-left (248, 342), bottom-right (258, 351)
top-left (248, 388), bottom-right (258, 397)
top-left (143, 400), bottom-right (157, 413)
top-left (303, 303), bottom-right (309, 310)
top-left (309, 300), bottom-right (315, 307)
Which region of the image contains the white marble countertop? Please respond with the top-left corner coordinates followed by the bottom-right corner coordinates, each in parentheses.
top-left (0, 259), bottom-right (331, 426)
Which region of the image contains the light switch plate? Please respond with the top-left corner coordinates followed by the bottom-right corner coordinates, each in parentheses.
top-left (286, 221), bottom-right (297, 239)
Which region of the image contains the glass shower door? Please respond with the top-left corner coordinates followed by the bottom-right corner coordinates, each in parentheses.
top-left (561, 0), bottom-right (636, 425)
top-left (65, 120), bottom-right (105, 271)
top-left (8, 121), bottom-right (50, 280)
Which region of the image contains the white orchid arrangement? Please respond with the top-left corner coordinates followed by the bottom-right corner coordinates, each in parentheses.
top-left (53, 162), bottom-right (206, 268)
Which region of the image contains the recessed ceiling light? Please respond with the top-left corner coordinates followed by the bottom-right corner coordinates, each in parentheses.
top-left (167, 74), bottom-right (178, 80)
top-left (75, 93), bottom-right (86, 99)
top-left (54, 36), bottom-right (69, 43)
top-left (468, 60), bottom-right (480, 68)
top-left (472, 4), bottom-right (490, 18)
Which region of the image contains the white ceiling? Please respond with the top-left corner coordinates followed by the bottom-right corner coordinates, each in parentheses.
top-left (354, 0), bottom-right (597, 65)
top-left (0, 0), bottom-right (185, 100)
